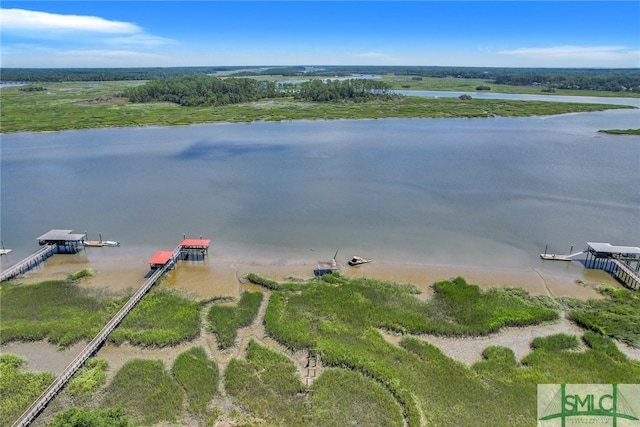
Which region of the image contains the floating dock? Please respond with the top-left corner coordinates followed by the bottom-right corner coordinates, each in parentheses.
top-left (540, 245), bottom-right (584, 261)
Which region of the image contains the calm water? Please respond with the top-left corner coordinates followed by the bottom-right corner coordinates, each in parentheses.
top-left (1, 98), bottom-right (639, 276)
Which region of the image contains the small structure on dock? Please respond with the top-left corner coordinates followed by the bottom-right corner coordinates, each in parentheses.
top-left (148, 251), bottom-right (176, 269)
top-left (585, 242), bottom-right (640, 290)
top-left (37, 229), bottom-right (85, 254)
top-left (179, 238), bottom-right (211, 260)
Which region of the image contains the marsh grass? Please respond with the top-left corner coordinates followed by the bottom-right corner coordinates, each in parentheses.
top-left (172, 346), bottom-right (219, 416)
top-left (207, 291), bottom-right (263, 349)
top-left (224, 339), bottom-right (307, 425)
top-left (68, 268), bottom-right (95, 281)
top-left (1, 81), bottom-right (632, 133)
top-left (521, 331), bottom-right (640, 383)
top-left (568, 286), bottom-right (640, 348)
top-left (598, 128), bottom-right (640, 135)
top-left (0, 354), bottom-right (56, 426)
top-left (109, 288), bottom-right (201, 347)
top-left (49, 407), bottom-right (129, 427)
top-left (67, 357), bottom-right (109, 399)
top-left (312, 368), bottom-right (404, 427)
top-left (104, 358), bottom-right (183, 425)
top-left (262, 275), bottom-right (558, 350)
top-left (0, 279), bottom-right (126, 347)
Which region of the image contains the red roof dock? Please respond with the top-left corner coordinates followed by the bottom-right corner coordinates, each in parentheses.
top-left (148, 251), bottom-right (175, 267)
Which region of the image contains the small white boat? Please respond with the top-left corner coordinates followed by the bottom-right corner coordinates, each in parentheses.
top-left (540, 253), bottom-right (572, 261)
top-left (0, 248), bottom-right (12, 256)
top-left (348, 256), bottom-right (371, 266)
top-left (84, 240), bottom-right (120, 247)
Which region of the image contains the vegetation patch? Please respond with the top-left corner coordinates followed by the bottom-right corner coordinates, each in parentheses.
top-left (172, 346), bottom-right (219, 416)
top-left (312, 368), bottom-right (404, 427)
top-left (49, 407), bottom-right (130, 427)
top-left (521, 331), bottom-right (640, 383)
top-left (568, 285), bottom-right (640, 348)
top-left (109, 288), bottom-right (201, 347)
top-left (262, 275), bottom-right (558, 350)
top-left (224, 339), bottom-right (307, 425)
top-left (67, 357), bottom-right (109, 399)
top-left (104, 358), bottom-right (183, 425)
top-left (68, 268), bottom-right (95, 281)
top-left (0, 279), bottom-right (126, 347)
top-left (207, 291), bottom-right (263, 349)
top-left (0, 354), bottom-right (56, 426)
top-left (598, 128), bottom-right (640, 135)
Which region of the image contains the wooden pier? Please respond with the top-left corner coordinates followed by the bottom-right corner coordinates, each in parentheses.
top-left (10, 237), bottom-right (211, 427)
top-left (0, 245), bottom-right (56, 282)
top-left (585, 242), bottom-right (640, 291)
top-left (10, 245), bottom-right (181, 427)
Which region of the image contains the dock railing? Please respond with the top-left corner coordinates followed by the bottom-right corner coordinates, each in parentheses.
top-left (0, 245), bottom-right (56, 282)
top-left (10, 253), bottom-right (173, 427)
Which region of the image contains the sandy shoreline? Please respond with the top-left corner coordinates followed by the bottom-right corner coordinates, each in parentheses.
top-left (10, 251), bottom-right (620, 301)
top-left (2, 253), bottom-right (637, 391)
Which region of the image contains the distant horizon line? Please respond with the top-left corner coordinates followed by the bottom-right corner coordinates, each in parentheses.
top-left (1, 65), bottom-right (639, 70)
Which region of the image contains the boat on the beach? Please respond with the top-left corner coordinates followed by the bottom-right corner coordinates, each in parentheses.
top-left (314, 250), bottom-right (339, 276)
top-left (348, 256), bottom-right (371, 266)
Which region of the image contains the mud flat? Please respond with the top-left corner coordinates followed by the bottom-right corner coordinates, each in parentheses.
top-left (381, 312), bottom-right (640, 365)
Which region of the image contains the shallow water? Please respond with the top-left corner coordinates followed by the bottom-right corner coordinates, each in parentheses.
top-left (2, 106), bottom-right (639, 279)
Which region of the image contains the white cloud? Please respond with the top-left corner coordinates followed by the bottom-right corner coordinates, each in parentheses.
top-left (0, 8), bottom-right (141, 34)
top-left (106, 34), bottom-right (178, 48)
top-left (1, 45), bottom-right (171, 67)
top-left (499, 45), bottom-right (638, 62)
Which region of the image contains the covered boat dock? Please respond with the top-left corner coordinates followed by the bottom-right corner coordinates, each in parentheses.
top-left (585, 242), bottom-right (640, 290)
top-left (37, 229), bottom-right (85, 254)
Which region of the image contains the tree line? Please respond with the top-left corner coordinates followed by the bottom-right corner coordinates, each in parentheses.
top-left (293, 79), bottom-right (394, 102)
top-left (2, 66), bottom-right (638, 93)
top-left (122, 76), bottom-right (283, 106)
top-left (121, 76), bottom-right (393, 106)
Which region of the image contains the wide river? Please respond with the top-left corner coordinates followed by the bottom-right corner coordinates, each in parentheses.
top-left (1, 92), bottom-right (639, 296)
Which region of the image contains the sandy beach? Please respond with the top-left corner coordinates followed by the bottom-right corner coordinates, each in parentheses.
top-left (12, 249), bottom-right (620, 301)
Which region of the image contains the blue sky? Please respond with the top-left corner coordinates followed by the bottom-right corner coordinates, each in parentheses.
top-left (1, 1), bottom-right (638, 68)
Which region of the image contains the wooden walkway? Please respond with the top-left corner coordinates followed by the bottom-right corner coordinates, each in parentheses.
top-left (610, 258), bottom-right (640, 290)
top-left (11, 246), bottom-right (181, 427)
top-left (0, 245), bottom-right (56, 283)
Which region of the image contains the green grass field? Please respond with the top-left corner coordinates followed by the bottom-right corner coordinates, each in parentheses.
top-left (2, 273), bottom-right (639, 426)
top-left (0, 80), bottom-right (633, 133)
top-left (207, 291), bottom-right (263, 349)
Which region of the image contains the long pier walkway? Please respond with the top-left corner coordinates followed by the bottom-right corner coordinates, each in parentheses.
top-left (11, 246), bottom-right (181, 427)
top-left (0, 245), bottom-right (56, 283)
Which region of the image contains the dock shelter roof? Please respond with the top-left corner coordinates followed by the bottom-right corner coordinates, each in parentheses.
top-left (587, 242), bottom-right (640, 255)
top-left (37, 229), bottom-right (85, 242)
top-left (148, 251), bottom-right (174, 265)
top-left (180, 239), bottom-right (211, 248)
